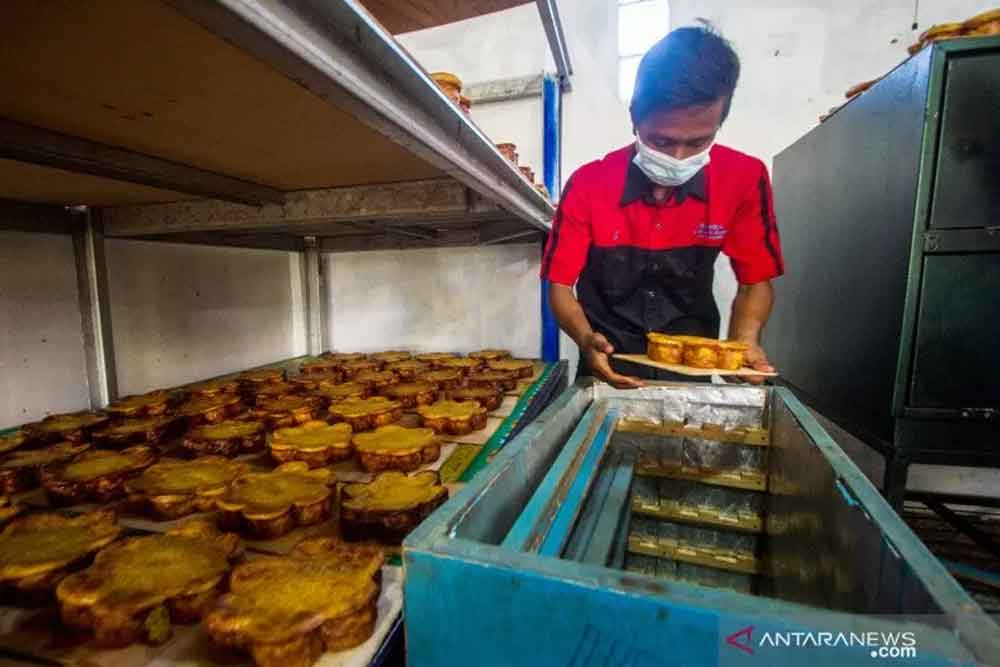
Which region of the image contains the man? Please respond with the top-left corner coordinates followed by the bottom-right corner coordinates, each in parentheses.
top-left (541, 25), bottom-right (783, 388)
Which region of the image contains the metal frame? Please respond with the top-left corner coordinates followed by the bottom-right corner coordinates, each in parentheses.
top-left (302, 236), bottom-right (328, 355)
top-left (540, 72), bottom-right (562, 362)
top-left (535, 0), bottom-right (573, 90)
top-left (72, 209), bottom-right (118, 408)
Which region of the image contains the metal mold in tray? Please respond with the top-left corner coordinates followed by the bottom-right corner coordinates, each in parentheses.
top-left (183, 419), bottom-right (265, 458)
top-left (41, 446), bottom-right (157, 505)
top-left (269, 421), bottom-right (353, 467)
top-left (353, 369), bottom-right (400, 392)
top-left (56, 522), bottom-right (239, 647)
top-left (446, 386), bottom-right (503, 412)
top-left (352, 425), bottom-right (440, 473)
top-left (251, 395), bottom-right (323, 430)
top-left (125, 457), bottom-right (250, 520)
top-left (177, 394), bottom-right (244, 427)
top-left (237, 368), bottom-right (287, 395)
top-left (417, 368), bottom-right (464, 391)
top-left (0, 510), bottom-right (121, 596)
top-left (315, 381), bottom-right (371, 405)
top-left (467, 370), bottom-right (518, 392)
top-left (341, 471), bottom-right (447, 544)
top-left (215, 462), bottom-right (334, 539)
top-left (485, 358), bottom-right (534, 378)
top-left (204, 552), bottom-right (379, 667)
top-left (385, 359), bottom-right (430, 380)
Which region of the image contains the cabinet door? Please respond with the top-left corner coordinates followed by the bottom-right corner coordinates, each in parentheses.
top-left (910, 254), bottom-right (1000, 408)
top-left (930, 52), bottom-right (1000, 229)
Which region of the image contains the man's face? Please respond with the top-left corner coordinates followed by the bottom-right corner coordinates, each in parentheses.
top-left (634, 97), bottom-right (726, 159)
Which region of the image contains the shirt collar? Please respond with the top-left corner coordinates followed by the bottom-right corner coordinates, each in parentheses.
top-left (619, 152), bottom-right (708, 207)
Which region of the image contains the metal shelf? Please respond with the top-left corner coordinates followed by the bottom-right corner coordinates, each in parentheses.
top-left (0, 0), bottom-right (566, 252)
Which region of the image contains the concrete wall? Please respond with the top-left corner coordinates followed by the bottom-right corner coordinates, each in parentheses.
top-left (0, 232), bottom-right (90, 428)
top-left (325, 243), bottom-right (541, 357)
top-left (106, 240), bottom-right (304, 396)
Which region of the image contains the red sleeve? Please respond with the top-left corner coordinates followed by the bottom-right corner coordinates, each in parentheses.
top-left (540, 171), bottom-right (592, 286)
top-left (722, 160), bottom-right (785, 284)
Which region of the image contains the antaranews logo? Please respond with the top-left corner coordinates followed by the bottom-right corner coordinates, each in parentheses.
top-left (724, 626), bottom-right (918, 660)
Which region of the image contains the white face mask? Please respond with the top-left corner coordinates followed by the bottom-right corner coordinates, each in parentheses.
top-left (633, 139), bottom-right (712, 187)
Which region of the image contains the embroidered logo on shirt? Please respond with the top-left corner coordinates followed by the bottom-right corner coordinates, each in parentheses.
top-left (694, 223), bottom-right (726, 241)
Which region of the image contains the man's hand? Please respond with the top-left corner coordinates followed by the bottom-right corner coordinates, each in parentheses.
top-left (734, 343), bottom-right (774, 385)
top-left (727, 281), bottom-right (776, 385)
top-left (582, 332), bottom-right (644, 389)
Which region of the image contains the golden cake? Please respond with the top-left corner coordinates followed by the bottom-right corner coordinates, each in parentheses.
top-left (417, 368), bottom-right (465, 391)
top-left (0, 441), bottom-right (90, 494)
top-left (269, 421), bottom-right (353, 467)
top-left (328, 397), bottom-right (403, 432)
top-left (289, 370), bottom-right (343, 391)
top-left (676, 336), bottom-right (721, 369)
top-left (238, 368), bottom-right (287, 392)
top-left (0, 510), bottom-right (121, 595)
top-left (447, 386), bottom-right (503, 412)
top-left (56, 522), bottom-right (239, 647)
top-left (187, 377), bottom-right (240, 398)
top-left (182, 420), bottom-right (266, 458)
top-left (91, 415), bottom-right (182, 449)
top-left (414, 352), bottom-right (458, 366)
top-left (290, 537), bottom-right (385, 583)
top-left (41, 446), bottom-right (157, 505)
top-left (486, 359), bottom-right (535, 379)
top-left (469, 349), bottom-right (512, 361)
top-left (27, 411), bottom-right (110, 444)
top-left (370, 351), bottom-right (411, 364)
top-left (718, 341), bottom-right (751, 371)
top-left (384, 359), bottom-right (430, 380)
top-left (125, 457), bottom-right (251, 519)
top-left (177, 394), bottom-right (243, 426)
top-left (340, 471), bottom-right (448, 544)
top-left (298, 358), bottom-right (345, 376)
top-left (431, 71), bottom-right (463, 103)
top-left (0, 496), bottom-right (24, 527)
top-left (324, 352), bottom-right (367, 363)
top-left (435, 357), bottom-right (484, 375)
top-left (315, 381), bottom-right (371, 405)
top-left (204, 554), bottom-right (379, 667)
top-left (353, 369), bottom-right (400, 392)
top-left (417, 400), bottom-right (488, 435)
top-left (964, 9), bottom-right (1000, 35)
top-left (340, 359), bottom-right (381, 379)
top-left (380, 381), bottom-right (438, 408)
top-left (251, 395), bottom-right (323, 430)
top-left (0, 430), bottom-right (27, 456)
top-left (646, 332), bottom-right (684, 364)
top-left (216, 462), bottom-right (335, 539)
top-left (467, 370), bottom-right (518, 392)
top-left (106, 390), bottom-right (176, 419)
top-left (253, 381), bottom-right (303, 403)
top-left (352, 425), bottom-right (440, 473)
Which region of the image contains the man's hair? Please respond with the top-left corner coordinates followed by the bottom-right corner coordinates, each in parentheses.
top-left (630, 23), bottom-right (740, 125)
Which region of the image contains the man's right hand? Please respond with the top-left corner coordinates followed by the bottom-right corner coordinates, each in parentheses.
top-left (582, 332), bottom-right (644, 389)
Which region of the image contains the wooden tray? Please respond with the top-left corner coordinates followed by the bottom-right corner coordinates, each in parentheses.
top-left (613, 354), bottom-right (777, 378)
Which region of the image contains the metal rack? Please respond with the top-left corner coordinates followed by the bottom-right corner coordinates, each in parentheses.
top-left (0, 0), bottom-right (571, 408)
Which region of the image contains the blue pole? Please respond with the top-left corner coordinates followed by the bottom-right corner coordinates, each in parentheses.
top-left (541, 72), bottom-right (561, 363)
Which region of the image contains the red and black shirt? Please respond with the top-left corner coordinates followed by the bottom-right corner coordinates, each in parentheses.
top-left (541, 143), bottom-right (784, 376)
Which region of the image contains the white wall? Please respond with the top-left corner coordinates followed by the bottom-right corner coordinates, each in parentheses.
top-left (106, 240), bottom-right (304, 396)
top-left (0, 232), bottom-right (90, 429)
top-left (325, 243), bottom-right (541, 357)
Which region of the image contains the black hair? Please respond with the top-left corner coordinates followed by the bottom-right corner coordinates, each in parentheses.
top-left (630, 23), bottom-right (740, 125)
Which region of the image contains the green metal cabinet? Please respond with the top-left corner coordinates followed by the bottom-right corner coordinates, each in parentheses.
top-left (767, 36), bottom-right (1000, 508)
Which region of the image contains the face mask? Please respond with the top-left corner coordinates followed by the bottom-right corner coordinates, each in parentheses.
top-left (633, 139), bottom-right (712, 187)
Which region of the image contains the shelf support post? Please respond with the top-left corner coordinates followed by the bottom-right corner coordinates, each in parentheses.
top-left (72, 209), bottom-right (118, 407)
top-left (302, 236), bottom-right (327, 355)
top-left (540, 72), bottom-right (562, 362)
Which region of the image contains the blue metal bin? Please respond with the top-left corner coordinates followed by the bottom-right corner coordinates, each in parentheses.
top-left (404, 382), bottom-right (999, 666)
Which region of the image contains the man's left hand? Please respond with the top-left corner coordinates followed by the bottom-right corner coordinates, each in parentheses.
top-left (725, 343), bottom-right (774, 385)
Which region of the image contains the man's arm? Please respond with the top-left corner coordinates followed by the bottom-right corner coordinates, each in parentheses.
top-left (727, 280), bottom-right (776, 383)
top-left (550, 283), bottom-right (643, 389)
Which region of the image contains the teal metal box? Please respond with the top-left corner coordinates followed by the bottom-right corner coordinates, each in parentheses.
top-left (404, 382), bottom-right (999, 666)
